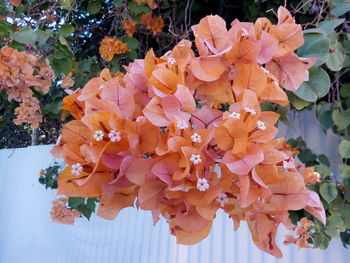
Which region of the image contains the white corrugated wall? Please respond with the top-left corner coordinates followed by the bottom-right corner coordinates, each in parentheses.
top-left (0, 109), bottom-right (349, 263)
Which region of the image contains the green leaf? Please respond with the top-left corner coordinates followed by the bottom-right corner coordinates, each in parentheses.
top-left (126, 49), bottom-right (138, 59)
top-left (325, 214), bottom-right (345, 237)
top-left (276, 104), bottom-right (290, 116)
top-left (340, 83), bottom-right (350, 98)
top-left (12, 29), bottom-right (50, 47)
top-left (260, 102), bottom-right (273, 111)
top-left (298, 33), bottom-right (330, 66)
top-left (340, 164), bottom-right (350, 178)
top-left (298, 149), bottom-right (315, 163)
top-left (329, 195), bottom-right (344, 215)
top-left (59, 0), bottom-right (73, 9)
top-left (51, 58), bottom-right (73, 75)
top-left (123, 37), bottom-right (139, 49)
top-left (303, 19), bottom-right (345, 35)
top-left (318, 154), bottom-right (330, 166)
top-left (342, 204), bottom-right (350, 228)
top-left (35, 30), bottom-right (51, 46)
top-left (288, 211), bottom-right (301, 225)
top-left (14, 6), bottom-right (26, 17)
top-left (314, 164), bottom-right (331, 178)
top-left (128, 1), bottom-right (150, 15)
top-left (316, 101), bottom-right (327, 117)
top-left (332, 109), bottom-right (350, 130)
top-left (293, 67), bottom-right (330, 102)
top-left (78, 58), bottom-right (93, 73)
top-left (113, 0), bottom-right (123, 7)
top-left (312, 232), bottom-right (331, 249)
top-left (77, 205), bottom-right (93, 219)
top-left (50, 99), bottom-right (62, 115)
top-left (68, 197), bottom-right (85, 209)
top-left (318, 110), bottom-right (333, 130)
top-left (343, 177), bottom-right (350, 190)
top-left (59, 24), bottom-right (74, 37)
top-left (339, 140), bottom-right (350, 158)
top-left (320, 182), bottom-right (338, 203)
top-left (331, 1), bottom-right (350, 16)
top-left (288, 93), bottom-right (311, 110)
top-left (87, 0), bottom-right (101, 14)
top-left (86, 198), bottom-right (97, 212)
top-left (326, 33), bottom-right (346, 71)
top-left (12, 29), bottom-right (36, 45)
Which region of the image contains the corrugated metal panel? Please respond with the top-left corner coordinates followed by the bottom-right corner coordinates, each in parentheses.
top-left (0, 145), bottom-right (349, 263)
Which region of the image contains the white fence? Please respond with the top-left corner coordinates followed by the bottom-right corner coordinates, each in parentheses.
top-left (0, 143), bottom-right (349, 263)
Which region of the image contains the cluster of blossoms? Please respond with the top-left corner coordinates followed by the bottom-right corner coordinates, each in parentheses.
top-left (123, 12), bottom-right (165, 38)
top-left (0, 46), bottom-right (54, 128)
top-left (135, 0), bottom-right (157, 9)
top-left (283, 217), bottom-right (314, 248)
top-left (50, 197), bottom-right (81, 225)
top-left (123, 20), bottom-right (138, 37)
top-left (51, 7), bottom-right (325, 258)
top-left (300, 167), bottom-right (321, 185)
top-left (99, 37), bottom-right (130, 62)
top-left (141, 12), bottom-right (165, 35)
top-left (13, 97), bottom-right (42, 128)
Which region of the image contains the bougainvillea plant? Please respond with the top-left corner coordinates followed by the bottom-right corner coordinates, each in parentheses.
top-left (48, 7), bottom-right (327, 258)
top-left (0, 46), bottom-right (54, 127)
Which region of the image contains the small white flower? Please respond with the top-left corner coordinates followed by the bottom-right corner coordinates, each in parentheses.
top-left (136, 116), bottom-right (146, 122)
top-left (257, 120), bottom-right (266, 130)
top-left (197, 178), bottom-right (209, 192)
top-left (167, 57), bottom-right (176, 64)
top-left (93, 130), bottom-right (104, 141)
top-left (241, 28), bottom-right (248, 37)
top-left (244, 107), bottom-right (256, 115)
top-left (190, 154), bottom-right (202, 165)
top-left (215, 193), bottom-right (228, 207)
top-left (191, 133), bottom-right (202, 143)
top-left (177, 120), bottom-right (188, 130)
top-left (71, 163), bottom-right (83, 176)
top-left (283, 157), bottom-right (295, 169)
top-left (56, 135), bottom-right (62, 145)
top-left (108, 130), bottom-right (121, 142)
top-left (99, 84), bottom-right (105, 90)
top-left (260, 67), bottom-right (269, 74)
top-left (273, 80), bottom-right (279, 86)
top-left (229, 111), bottom-right (241, 119)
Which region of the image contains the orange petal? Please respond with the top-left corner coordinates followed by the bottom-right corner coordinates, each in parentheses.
top-left (223, 144), bottom-right (264, 175)
top-left (266, 52), bottom-right (316, 91)
top-left (58, 167), bottom-right (113, 197)
top-left (190, 57), bottom-right (227, 82)
top-left (97, 188), bottom-right (135, 220)
top-left (176, 221), bottom-right (212, 245)
top-left (138, 180), bottom-right (166, 210)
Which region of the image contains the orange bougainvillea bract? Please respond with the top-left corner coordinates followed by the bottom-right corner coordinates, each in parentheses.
top-left (51, 7), bottom-right (325, 258)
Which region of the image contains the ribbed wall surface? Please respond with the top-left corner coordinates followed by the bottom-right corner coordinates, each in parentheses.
top-left (0, 144), bottom-right (349, 263)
